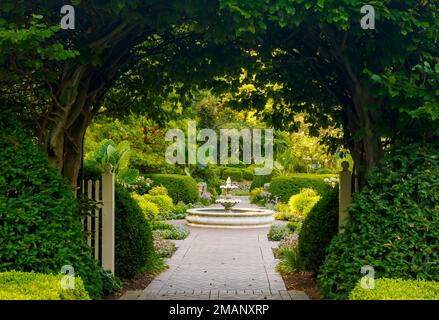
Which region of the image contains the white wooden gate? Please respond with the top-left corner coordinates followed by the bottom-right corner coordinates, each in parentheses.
top-left (78, 165), bottom-right (115, 274)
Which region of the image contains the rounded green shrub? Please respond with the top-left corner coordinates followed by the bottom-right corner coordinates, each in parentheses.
top-left (222, 167), bottom-right (243, 181)
top-left (150, 174), bottom-right (199, 203)
top-left (142, 194), bottom-right (175, 214)
top-left (131, 193), bottom-right (160, 219)
top-left (287, 188), bottom-right (321, 220)
top-left (148, 186), bottom-right (168, 196)
top-left (319, 142), bottom-right (439, 300)
top-left (349, 278), bottom-right (439, 300)
top-left (268, 174), bottom-right (333, 203)
top-left (0, 115), bottom-right (102, 299)
top-left (298, 187), bottom-right (339, 273)
top-left (0, 271), bottom-right (90, 300)
top-left (115, 185), bottom-right (154, 278)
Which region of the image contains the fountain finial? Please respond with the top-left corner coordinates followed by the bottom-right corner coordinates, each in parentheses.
top-left (226, 176), bottom-right (232, 187)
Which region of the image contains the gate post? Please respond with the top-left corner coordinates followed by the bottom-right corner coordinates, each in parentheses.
top-left (339, 161), bottom-right (352, 233)
top-left (101, 164), bottom-right (115, 274)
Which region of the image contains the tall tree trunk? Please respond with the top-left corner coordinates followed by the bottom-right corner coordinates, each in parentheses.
top-left (40, 66), bottom-right (101, 191)
top-left (343, 83), bottom-right (383, 188)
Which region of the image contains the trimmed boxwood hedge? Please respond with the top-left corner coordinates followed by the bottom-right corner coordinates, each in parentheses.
top-left (268, 174), bottom-right (334, 203)
top-left (0, 114), bottom-right (102, 299)
top-left (350, 278), bottom-right (439, 300)
top-left (0, 271), bottom-right (90, 300)
top-left (115, 185), bottom-right (154, 278)
top-left (298, 187), bottom-right (339, 273)
top-left (222, 167), bottom-right (243, 181)
top-left (319, 142), bottom-right (439, 300)
top-left (150, 174), bottom-right (199, 204)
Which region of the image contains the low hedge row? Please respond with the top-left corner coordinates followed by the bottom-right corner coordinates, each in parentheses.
top-left (0, 271), bottom-right (90, 300)
top-left (222, 168), bottom-right (243, 181)
top-left (150, 174), bottom-right (199, 204)
top-left (350, 278), bottom-right (439, 300)
top-left (268, 174), bottom-right (335, 203)
top-left (250, 174), bottom-right (272, 190)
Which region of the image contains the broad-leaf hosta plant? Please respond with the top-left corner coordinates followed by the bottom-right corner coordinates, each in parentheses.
top-left (89, 139), bottom-right (139, 185)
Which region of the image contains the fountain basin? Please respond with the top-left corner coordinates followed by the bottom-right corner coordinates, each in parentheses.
top-left (186, 207), bottom-right (274, 229)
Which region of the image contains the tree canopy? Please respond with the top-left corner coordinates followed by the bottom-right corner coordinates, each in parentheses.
top-left (1, 0), bottom-right (438, 187)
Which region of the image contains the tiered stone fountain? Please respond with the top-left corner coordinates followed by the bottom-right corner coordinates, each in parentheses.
top-left (186, 177), bottom-right (274, 228)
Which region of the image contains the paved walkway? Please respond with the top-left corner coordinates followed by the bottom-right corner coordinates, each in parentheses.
top-left (120, 197), bottom-right (308, 300)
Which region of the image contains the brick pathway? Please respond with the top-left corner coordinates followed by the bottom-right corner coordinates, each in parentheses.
top-left (120, 197), bottom-right (308, 300)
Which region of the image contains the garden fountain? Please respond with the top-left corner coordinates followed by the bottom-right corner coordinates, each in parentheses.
top-left (186, 177), bottom-right (274, 228)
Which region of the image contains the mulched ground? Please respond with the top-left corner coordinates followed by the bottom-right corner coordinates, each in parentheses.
top-left (281, 271), bottom-right (321, 300)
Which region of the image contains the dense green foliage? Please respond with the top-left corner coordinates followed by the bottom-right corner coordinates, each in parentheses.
top-left (99, 269), bottom-right (122, 296)
top-left (276, 246), bottom-right (303, 275)
top-left (0, 115), bottom-right (102, 298)
top-left (350, 278), bottom-right (439, 300)
top-left (287, 188), bottom-right (321, 220)
top-left (222, 167), bottom-right (243, 181)
top-left (153, 233), bottom-right (176, 258)
top-left (152, 221), bottom-right (190, 240)
top-left (131, 193), bottom-right (160, 219)
top-left (142, 194), bottom-right (175, 215)
top-left (158, 203), bottom-right (189, 220)
top-left (268, 224), bottom-right (292, 241)
top-left (115, 185), bottom-right (154, 279)
top-left (298, 187), bottom-right (339, 273)
top-left (319, 142), bottom-right (439, 300)
top-left (150, 174), bottom-right (199, 204)
top-left (250, 175), bottom-right (272, 190)
top-left (0, 271), bottom-right (89, 300)
top-left (88, 139), bottom-right (139, 185)
top-left (268, 174), bottom-right (333, 203)
top-left (221, 0), bottom-right (438, 185)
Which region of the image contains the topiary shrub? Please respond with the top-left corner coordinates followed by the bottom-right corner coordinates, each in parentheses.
top-left (298, 187), bottom-right (339, 273)
top-left (0, 115), bottom-right (102, 299)
top-left (250, 174), bottom-right (272, 190)
top-left (150, 174), bottom-right (199, 204)
top-left (222, 167), bottom-right (243, 181)
top-left (349, 278), bottom-right (439, 300)
top-left (142, 194), bottom-right (175, 214)
top-left (268, 174), bottom-right (333, 203)
top-left (115, 185), bottom-right (154, 279)
top-left (0, 271), bottom-right (90, 300)
top-left (319, 142), bottom-right (439, 300)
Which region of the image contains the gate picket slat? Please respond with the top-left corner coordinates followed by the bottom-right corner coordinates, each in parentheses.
top-left (94, 180), bottom-right (100, 261)
top-left (87, 180), bottom-right (93, 247)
